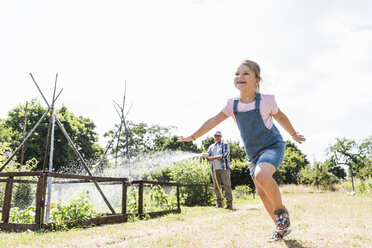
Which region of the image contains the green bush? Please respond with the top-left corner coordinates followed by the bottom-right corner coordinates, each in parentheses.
top-left (341, 177), bottom-right (372, 196)
top-left (298, 163), bottom-right (339, 186)
top-left (50, 191), bottom-right (98, 230)
top-left (149, 166), bottom-right (172, 182)
top-left (169, 158), bottom-right (214, 206)
top-left (9, 206), bottom-right (35, 223)
top-left (148, 185), bottom-right (178, 211)
top-left (230, 158), bottom-right (254, 190)
top-left (233, 185), bottom-right (253, 199)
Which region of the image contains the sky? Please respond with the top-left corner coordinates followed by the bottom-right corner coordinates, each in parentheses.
top-left (0, 0), bottom-right (371, 163)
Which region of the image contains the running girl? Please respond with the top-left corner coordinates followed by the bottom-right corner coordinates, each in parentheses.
top-left (177, 59), bottom-right (306, 241)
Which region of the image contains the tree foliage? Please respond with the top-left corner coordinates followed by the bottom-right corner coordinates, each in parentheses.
top-left (274, 140), bottom-right (309, 184)
top-left (169, 158), bottom-right (213, 206)
top-left (104, 121), bottom-right (201, 158)
top-left (327, 137), bottom-right (372, 179)
top-left (230, 158), bottom-right (254, 190)
top-left (298, 162), bottom-right (340, 186)
top-left (0, 99), bottom-right (103, 172)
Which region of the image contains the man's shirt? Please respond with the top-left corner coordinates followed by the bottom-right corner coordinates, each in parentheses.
top-left (207, 141), bottom-right (230, 171)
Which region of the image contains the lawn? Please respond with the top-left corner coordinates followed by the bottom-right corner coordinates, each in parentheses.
top-left (1, 189), bottom-right (371, 248)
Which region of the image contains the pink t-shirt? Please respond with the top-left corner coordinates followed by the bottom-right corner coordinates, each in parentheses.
top-left (222, 94), bottom-right (279, 129)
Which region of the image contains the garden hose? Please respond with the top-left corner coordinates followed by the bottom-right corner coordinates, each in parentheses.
top-left (211, 160), bottom-right (226, 201)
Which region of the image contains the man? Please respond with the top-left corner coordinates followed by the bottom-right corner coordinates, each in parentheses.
top-left (202, 131), bottom-right (233, 209)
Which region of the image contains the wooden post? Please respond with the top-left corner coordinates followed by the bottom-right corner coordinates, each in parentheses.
top-left (204, 184), bottom-right (208, 206)
top-left (35, 174), bottom-right (47, 227)
top-left (122, 180), bottom-right (127, 215)
top-left (1, 177), bottom-right (14, 223)
top-left (138, 181), bottom-right (143, 215)
top-left (177, 184), bottom-right (181, 211)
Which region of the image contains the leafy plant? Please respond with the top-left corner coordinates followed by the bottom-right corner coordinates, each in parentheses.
top-left (50, 191), bottom-right (98, 230)
top-left (233, 185), bottom-right (253, 199)
top-left (9, 206), bottom-right (36, 223)
top-left (230, 158), bottom-right (254, 190)
top-left (298, 162), bottom-right (339, 186)
top-left (341, 177), bottom-right (372, 196)
top-left (169, 158), bottom-right (214, 206)
top-left (150, 185), bottom-right (177, 211)
top-left (274, 141), bottom-right (310, 184)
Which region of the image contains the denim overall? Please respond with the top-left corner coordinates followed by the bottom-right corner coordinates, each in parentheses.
top-left (233, 93), bottom-right (286, 179)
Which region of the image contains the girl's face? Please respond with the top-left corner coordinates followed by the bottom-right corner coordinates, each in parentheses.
top-left (234, 64), bottom-right (260, 92)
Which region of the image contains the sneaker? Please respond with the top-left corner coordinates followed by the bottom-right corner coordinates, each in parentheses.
top-left (269, 227), bottom-right (292, 242)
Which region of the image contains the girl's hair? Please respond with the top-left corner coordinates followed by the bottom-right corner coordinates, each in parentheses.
top-left (241, 59), bottom-right (262, 80)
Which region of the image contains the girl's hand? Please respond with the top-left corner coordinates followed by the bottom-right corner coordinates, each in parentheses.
top-left (177, 136), bottom-right (194, 142)
top-left (292, 132), bottom-right (306, 144)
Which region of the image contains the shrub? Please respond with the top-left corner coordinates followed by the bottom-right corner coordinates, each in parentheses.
top-left (9, 206), bottom-right (35, 223)
top-left (230, 158), bottom-right (254, 190)
top-left (50, 191), bottom-right (98, 230)
top-left (298, 162), bottom-right (339, 186)
top-left (169, 158), bottom-right (214, 206)
top-left (149, 185), bottom-right (177, 211)
top-left (233, 185), bottom-right (253, 199)
top-left (341, 177), bottom-right (372, 196)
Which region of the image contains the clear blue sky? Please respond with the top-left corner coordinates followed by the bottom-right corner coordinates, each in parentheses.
top-left (1, 0), bottom-right (371, 163)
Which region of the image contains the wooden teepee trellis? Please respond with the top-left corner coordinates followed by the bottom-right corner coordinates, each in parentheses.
top-left (0, 74), bottom-right (118, 217)
top-left (0, 75), bottom-right (182, 232)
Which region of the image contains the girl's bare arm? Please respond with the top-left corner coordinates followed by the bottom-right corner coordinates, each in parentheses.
top-left (273, 109), bottom-right (306, 144)
top-left (177, 111), bottom-right (228, 142)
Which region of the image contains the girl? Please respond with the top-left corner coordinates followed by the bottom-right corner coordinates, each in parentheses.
top-left (177, 59), bottom-right (305, 241)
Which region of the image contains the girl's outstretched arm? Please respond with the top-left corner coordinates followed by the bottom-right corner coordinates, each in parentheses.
top-left (177, 111), bottom-right (228, 142)
top-left (273, 109), bottom-right (306, 144)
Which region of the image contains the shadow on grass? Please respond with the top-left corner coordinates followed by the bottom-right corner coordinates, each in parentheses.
top-left (284, 239), bottom-right (309, 248)
top-left (234, 207), bottom-right (260, 212)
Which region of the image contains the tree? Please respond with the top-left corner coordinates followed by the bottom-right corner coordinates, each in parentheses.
top-left (274, 140), bottom-right (309, 184)
top-left (230, 158), bottom-right (254, 190)
top-left (327, 137), bottom-right (372, 179)
top-left (298, 162), bottom-right (339, 186)
top-left (227, 140), bottom-right (246, 161)
top-left (201, 137), bottom-right (215, 152)
top-left (155, 135), bottom-right (200, 153)
top-left (322, 158), bottom-right (347, 180)
top-left (0, 99), bottom-right (103, 172)
top-left (104, 121), bottom-right (201, 158)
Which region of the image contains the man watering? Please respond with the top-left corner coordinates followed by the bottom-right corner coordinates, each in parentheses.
top-left (202, 131), bottom-right (233, 209)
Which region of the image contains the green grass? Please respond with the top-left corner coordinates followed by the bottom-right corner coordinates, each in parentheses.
top-left (1, 189), bottom-right (371, 248)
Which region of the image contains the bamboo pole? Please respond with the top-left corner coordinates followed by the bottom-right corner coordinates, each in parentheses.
top-left (20, 101), bottom-right (28, 165)
top-left (45, 74), bottom-right (58, 222)
top-left (94, 122), bottom-right (123, 169)
top-left (54, 115), bottom-right (116, 214)
top-left (30, 73), bottom-right (116, 214)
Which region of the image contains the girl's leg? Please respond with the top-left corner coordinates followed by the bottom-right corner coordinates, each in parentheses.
top-left (254, 182), bottom-right (275, 223)
top-left (254, 162), bottom-right (284, 212)
top-left (254, 162), bottom-right (291, 241)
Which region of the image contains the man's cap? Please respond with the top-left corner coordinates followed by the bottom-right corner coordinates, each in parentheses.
top-left (214, 131), bottom-right (222, 136)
